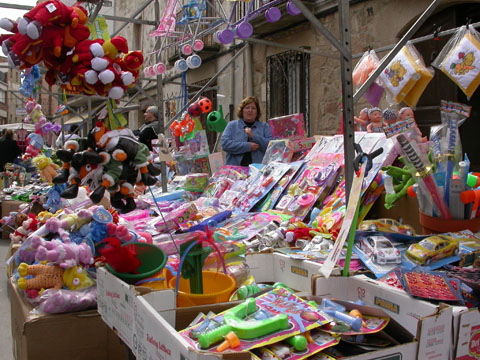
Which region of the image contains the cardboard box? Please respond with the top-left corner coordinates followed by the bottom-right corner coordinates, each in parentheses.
top-left (313, 274), bottom-right (470, 360)
top-left (135, 292), bottom-right (417, 360)
top-left (453, 308), bottom-right (480, 360)
top-left (96, 267), bottom-right (176, 350)
top-left (9, 278), bottom-right (127, 360)
top-left (246, 252), bottom-right (341, 293)
top-left (134, 298), bottom-right (246, 360)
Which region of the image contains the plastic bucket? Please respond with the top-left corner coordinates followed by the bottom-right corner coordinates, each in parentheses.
top-left (169, 271), bottom-right (236, 307)
top-left (419, 211), bottom-right (480, 234)
top-left (105, 243), bottom-right (167, 285)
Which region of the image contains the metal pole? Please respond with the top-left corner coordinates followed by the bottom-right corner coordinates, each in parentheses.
top-left (111, 0), bottom-right (154, 37)
top-left (353, 0), bottom-right (440, 102)
top-left (290, 0), bottom-right (349, 59)
top-left (338, 0), bottom-right (354, 202)
top-left (154, 0), bottom-right (168, 192)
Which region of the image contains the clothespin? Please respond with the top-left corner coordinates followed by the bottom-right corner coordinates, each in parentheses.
top-left (353, 143), bottom-right (383, 177)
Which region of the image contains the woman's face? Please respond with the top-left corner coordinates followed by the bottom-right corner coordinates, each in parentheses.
top-left (242, 101), bottom-right (258, 123)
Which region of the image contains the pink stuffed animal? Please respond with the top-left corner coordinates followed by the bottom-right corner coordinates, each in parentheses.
top-left (31, 235), bottom-right (94, 268)
top-left (39, 287), bottom-right (97, 314)
top-left (106, 222), bottom-right (133, 242)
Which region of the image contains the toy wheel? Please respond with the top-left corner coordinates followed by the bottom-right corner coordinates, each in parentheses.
top-left (406, 230), bottom-right (413, 236)
top-left (368, 224), bottom-right (378, 232)
top-left (453, 248), bottom-right (459, 256)
top-left (425, 257), bottom-right (432, 265)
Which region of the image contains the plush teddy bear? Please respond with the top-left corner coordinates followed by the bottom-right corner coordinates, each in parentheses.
top-left (31, 235), bottom-right (94, 268)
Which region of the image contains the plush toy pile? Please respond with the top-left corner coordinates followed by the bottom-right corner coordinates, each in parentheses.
top-left (53, 121), bottom-right (161, 213)
top-left (0, 0), bottom-right (143, 99)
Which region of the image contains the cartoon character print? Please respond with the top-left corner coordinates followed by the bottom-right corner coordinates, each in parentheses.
top-left (451, 51), bottom-right (475, 75)
top-left (385, 60), bottom-right (407, 87)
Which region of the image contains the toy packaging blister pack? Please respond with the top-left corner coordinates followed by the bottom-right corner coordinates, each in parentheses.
top-left (233, 162), bottom-right (291, 213)
top-left (268, 113), bottom-right (306, 140)
top-left (262, 140), bottom-right (295, 164)
top-left (180, 287), bottom-right (330, 352)
top-left (276, 154), bottom-right (343, 220)
top-left (261, 161), bottom-right (305, 211)
top-left (253, 329), bottom-right (339, 360)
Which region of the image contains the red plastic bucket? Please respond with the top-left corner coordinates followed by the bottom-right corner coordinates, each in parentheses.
top-left (419, 211), bottom-right (480, 234)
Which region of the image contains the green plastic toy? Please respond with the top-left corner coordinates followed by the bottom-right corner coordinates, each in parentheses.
top-left (197, 297), bottom-right (289, 348)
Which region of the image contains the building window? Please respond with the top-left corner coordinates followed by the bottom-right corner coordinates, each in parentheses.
top-left (0, 90), bottom-right (5, 103)
top-left (266, 50), bottom-right (310, 134)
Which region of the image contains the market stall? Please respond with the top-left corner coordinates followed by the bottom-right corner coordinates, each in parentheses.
top-left (1, 0), bottom-right (480, 359)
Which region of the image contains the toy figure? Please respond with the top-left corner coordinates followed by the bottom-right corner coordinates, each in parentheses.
top-left (397, 107), bottom-right (427, 143)
top-left (353, 107), bottom-right (369, 131)
top-left (17, 1), bottom-right (87, 40)
top-left (31, 236), bottom-right (94, 269)
top-left (31, 154), bottom-right (60, 184)
top-left (354, 107), bottom-right (369, 131)
top-left (10, 213), bottom-right (38, 244)
top-left (382, 108), bottom-right (397, 125)
top-left (366, 107), bottom-right (385, 133)
top-left (17, 263), bottom-right (95, 291)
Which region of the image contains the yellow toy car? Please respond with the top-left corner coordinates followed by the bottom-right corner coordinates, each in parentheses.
top-left (358, 218), bottom-right (416, 236)
top-left (406, 235), bottom-right (459, 265)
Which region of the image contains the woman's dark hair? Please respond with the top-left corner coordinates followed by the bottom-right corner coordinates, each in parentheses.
top-left (236, 96), bottom-right (261, 121)
top-left (5, 129), bottom-right (13, 139)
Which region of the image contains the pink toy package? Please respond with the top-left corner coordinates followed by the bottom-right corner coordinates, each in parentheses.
top-left (154, 203), bottom-right (198, 232)
top-left (268, 113), bottom-right (306, 140)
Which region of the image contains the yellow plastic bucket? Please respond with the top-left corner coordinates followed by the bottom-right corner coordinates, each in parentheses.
top-left (169, 271), bottom-right (236, 307)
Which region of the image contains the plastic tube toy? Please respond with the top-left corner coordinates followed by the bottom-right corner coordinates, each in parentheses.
top-left (197, 297), bottom-right (289, 349)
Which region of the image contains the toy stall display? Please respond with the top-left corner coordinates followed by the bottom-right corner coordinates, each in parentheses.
top-left (268, 113), bottom-right (316, 161)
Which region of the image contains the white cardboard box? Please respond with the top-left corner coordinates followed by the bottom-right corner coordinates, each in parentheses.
top-left (453, 308), bottom-right (480, 360)
top-left (96, 267), bottom-right (176, 350)
top-left (313, 274), bottom-right (473, 360)
top-left (134, 291), bottom-right (417, 360)
top-left (246, 252), bottom-right (340, 292)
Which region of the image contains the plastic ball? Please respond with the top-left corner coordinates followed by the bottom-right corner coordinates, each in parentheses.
top-left (188, 103), bottom-right (202, 117)
top-left (197, 97), bottom-right (212, 113)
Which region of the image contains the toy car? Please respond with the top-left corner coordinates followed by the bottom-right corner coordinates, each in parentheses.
top-left (358, 218), bottom-right (416, 236)
top-left (406, 235), bottom-right (459, 265)
top-left (358, 236), bottom-right (402, 265)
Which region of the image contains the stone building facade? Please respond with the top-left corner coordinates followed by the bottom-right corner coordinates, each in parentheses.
top-left (114, 0), bottom-right (480, 166)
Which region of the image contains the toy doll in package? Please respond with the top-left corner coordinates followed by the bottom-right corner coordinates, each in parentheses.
top-left (262, 140), bottom-right (295, 164)
top-left (180, 287), bottom-right (330, 352)
top-left (352, 49), bottom-right (385, 107)
top-left (433, 24), bottom-right (480, 98)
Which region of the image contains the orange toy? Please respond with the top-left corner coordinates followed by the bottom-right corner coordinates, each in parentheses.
top-left (17, 263), bottom-right (64, 291)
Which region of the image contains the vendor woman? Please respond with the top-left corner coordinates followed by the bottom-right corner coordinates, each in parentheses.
top-left (221, 96), bottom-right (272, 166)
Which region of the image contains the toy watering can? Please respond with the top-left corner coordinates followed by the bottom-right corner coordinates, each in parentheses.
top-left (207, 105), bottom-right (227, 132)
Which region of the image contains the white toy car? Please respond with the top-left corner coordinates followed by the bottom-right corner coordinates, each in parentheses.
top-left (359, 236), bottom-right (401, 265)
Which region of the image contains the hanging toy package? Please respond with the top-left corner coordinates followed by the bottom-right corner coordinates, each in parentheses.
top-left (352, 49), bottom-right (384, 106)
top-left (379, 42), bottom-right (434, 107)
top-left (432, 24), bottom-right (480, 99)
